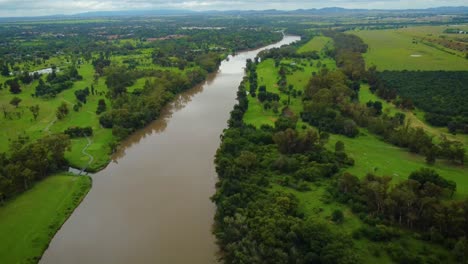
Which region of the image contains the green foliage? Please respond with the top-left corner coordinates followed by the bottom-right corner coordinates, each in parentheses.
top-left (335, 171), bottom-right (468, 243)
top-left (7, 79), bottom-right (21, 94)
top-left (64, 126), bottom-right (93, 138)
top-left (0, 134), bottom-right (70, 201)
top-left (28, 105), bottom-right (40, 120)
top-left (74, 87), bottom-right (90, 103)
top-left (9, 96), bottom-right (21, 108)
top-left (56, 102), bottom-right (69, 120)
top-left (332, 209), bottom-right (344, 223)
top-left (409, 168), bottom-right (456, 195)
top-left (323, 30), bottom-right (368, 81)
top-left (96, 99), bottom-right (107, 114)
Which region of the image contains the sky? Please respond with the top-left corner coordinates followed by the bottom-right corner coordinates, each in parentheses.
top-left (0, 0), bottom-right (467, 17)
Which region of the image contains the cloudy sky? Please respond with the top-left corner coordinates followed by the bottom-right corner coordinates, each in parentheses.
top-left (0, 0), bottom-right (466, 17)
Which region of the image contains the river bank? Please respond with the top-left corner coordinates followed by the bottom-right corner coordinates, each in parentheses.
top-left (39, 35), bottom-right (299, 264)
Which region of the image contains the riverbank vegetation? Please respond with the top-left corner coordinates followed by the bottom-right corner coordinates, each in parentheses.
top-left (215, 28), bottom-right (467, 263)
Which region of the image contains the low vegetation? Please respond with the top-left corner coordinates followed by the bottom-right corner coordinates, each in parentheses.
top-left (0, 174), bottom-right (91, 264)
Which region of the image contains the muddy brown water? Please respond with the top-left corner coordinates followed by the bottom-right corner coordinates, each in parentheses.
top-left (40, 35), bottom-right (300, 264)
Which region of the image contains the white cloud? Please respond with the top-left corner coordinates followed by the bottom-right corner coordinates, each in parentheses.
top-left (0, 0), bottom-right (466, 17)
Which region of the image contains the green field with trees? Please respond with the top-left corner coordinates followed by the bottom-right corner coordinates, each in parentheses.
top-left (214, 28), bottom-right (468, 263)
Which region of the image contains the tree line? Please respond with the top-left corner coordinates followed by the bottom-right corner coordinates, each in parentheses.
top-left (0, 134), bottom-right (70, 203)
top-left (334, 169), bottom-right (468, 263)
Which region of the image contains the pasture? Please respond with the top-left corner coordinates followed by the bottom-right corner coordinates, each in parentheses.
top-left (352, 29), bottom-right (468, 70)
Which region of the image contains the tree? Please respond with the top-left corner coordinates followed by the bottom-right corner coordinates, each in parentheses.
top-left (56, 102), bottom-right (69, 120)
top-left (9, 97), bottom-right (22, 108)
top-left (335, 140), bottom-right (345, 152)
top-left (332, 209), bottom-right (344, 223)
top-left (8, 79), bottom-right (21, 94)
top-left (96, 99), bottom-right (107, 114)
top-left (105, 67), bottom-right (133, 98)
top-left (29, 105), bottom-right (40, 120)
top-left (74, 87), bottom-right (90, 103)
top-left (453, 237), bottom-right (468, 263)
top-left (1, 64), bottom-right (9, 77)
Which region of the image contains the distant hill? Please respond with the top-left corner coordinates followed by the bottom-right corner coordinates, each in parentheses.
top-left (0, 6), bottom-right (466, 21)
top-left (69, 6), bottom-right (468, 17)
top-left (73, 9), bottom-right (196, 17)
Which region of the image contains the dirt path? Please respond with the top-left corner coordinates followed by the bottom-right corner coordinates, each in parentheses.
top-left (79, 137), bottom-right (94, 175)
top-left (44, 117), bottom-right (57, 134)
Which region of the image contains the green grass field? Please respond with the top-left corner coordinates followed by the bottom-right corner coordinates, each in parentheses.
top-left (0, 174), bottom-right (91, 264)
top-left (297, 36), bottom-right (332, 54)
top-left (352, 29), bottom-right (468, 70)
top-left (327, 132), bottom-right (468, 197)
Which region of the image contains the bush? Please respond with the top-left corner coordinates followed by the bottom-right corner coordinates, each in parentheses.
top-left (331, 209), bottom-right (344, 223)
top-left (64, 126), bottom-right (93, 138)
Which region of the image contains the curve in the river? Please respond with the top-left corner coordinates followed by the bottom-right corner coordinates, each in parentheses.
top-left (40, 35), bottom-right (300, 264)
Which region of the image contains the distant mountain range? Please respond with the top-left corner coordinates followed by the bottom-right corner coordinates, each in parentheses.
top-left (72, 6), bottom-right (468, 17)
top-left (0, 6), bottom-right (467, 21)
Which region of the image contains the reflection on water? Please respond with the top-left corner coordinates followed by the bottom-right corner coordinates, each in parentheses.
top-left (40, 35), bottom-right (300, 264)
top-left (112, 74), bottom-right (214, 160)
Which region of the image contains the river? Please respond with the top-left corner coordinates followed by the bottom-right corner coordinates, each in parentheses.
top-left (40, 35), bottom-right (300, 264)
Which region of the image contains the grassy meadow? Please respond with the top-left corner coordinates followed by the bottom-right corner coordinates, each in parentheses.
top-left (352, 29), bottom-right (468, 70)
top-left (0, 175), bottom-right (91, 264)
